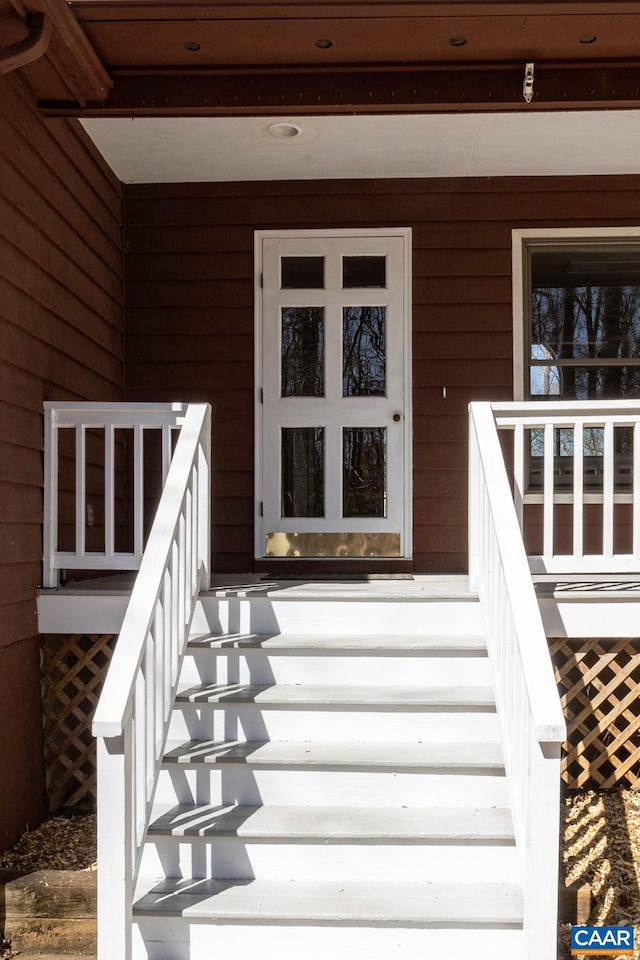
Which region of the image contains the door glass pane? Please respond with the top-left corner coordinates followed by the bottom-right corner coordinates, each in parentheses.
top-left (282, 427), bottom-right (324, 517)
top-left (343, 306), bottom-right (386, 396)
top-left (281, 256), bottom-right (324, 289)
top-left (343, 427), bottom-right (386, 518)
top-left (282, 308), bottom-right (324, 397)
top-left (343, 256), bottom-right (386, 288)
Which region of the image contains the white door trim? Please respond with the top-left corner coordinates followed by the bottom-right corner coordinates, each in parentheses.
top-left (254, 227), bottom-right (412, 560)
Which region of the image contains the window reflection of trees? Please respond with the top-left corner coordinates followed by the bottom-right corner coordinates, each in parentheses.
top-left (281, 308), bottom-right (324, 397)
top-left (281, 427), bottom-right (324, 517)
top-left (343, 307), bottom-right (386, 397)
top-left (529, 284), bottom-right (640, 486)
top-left (531, 285), bottom-right (640, 400)
top-left (343, 427), bottom-right (386, 518)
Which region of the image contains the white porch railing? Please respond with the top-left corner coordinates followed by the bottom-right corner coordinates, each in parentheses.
top-left (492, 400), bottom-right (640, 574)
top-left (469, 402), bottom-right (566, 960)
top-left (91, 403), bottom-right (211, 960)
top-left (43, 402), bottom-right (193, 588)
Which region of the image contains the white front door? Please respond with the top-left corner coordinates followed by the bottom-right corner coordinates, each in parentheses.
top-left (255, 229), bottom-right (412, 559)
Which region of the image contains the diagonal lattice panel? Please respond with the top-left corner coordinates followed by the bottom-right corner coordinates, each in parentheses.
top-left (550, 638), bottom-right (640, 789)
top-left (41, 633), bottom-right (116, 810)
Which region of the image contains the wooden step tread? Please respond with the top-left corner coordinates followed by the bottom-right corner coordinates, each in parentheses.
top-left (175, 682), bottom-right (495, 708)
top-left (162, 739), bottom-right (505, 771)
top-left (133, 878), bottom-right (523, 925)
top-left (187, 633), bottom-right (487, 653)
top-left (148, 803), bottom-right (514, 842)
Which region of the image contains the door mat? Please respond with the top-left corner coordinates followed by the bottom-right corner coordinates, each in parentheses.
top-left (260, 574), bottom-right (414, 581)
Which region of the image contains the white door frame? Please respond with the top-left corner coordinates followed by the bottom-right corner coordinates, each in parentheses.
top-left (254, 227), bottom-right (412, 560)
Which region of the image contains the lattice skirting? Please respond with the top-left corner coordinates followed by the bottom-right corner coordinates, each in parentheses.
top-left (550, 638), bottom-right (640, 789)
top-left (40, 634), bottom-right (116, 811)
top-left (39, 634), bottom-right (640, 808)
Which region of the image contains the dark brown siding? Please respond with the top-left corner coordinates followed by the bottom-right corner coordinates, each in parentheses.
top-left (0, 72), bottom-right (123, 850)
top-left (124, 174), bottom-right (640, 573)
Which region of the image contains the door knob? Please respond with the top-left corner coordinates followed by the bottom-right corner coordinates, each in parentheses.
top-left (393, 413), bottom-right (402, 422)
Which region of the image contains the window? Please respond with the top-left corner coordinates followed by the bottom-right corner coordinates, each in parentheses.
top-left (514, 230), bottom-right (640, 402)
top-left (513, 229), bottom-right (640, 490)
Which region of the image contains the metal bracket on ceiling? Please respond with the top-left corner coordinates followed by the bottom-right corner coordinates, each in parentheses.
top-left (0, 12), bottom-right (52, 75)
top-left (523, 62), bottom-right (535, 103)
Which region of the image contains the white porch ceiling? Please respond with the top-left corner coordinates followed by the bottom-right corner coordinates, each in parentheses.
top-left (81, 111), bottom-right (640, 184)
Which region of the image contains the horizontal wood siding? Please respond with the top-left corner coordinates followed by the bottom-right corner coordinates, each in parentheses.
top-left (0, 71), bottom-right (123, 848)
top-left (124, 174), bottom-right (640, 573)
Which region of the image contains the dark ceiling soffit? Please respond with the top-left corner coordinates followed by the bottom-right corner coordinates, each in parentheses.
top-left (38, 62), bottom-right (640, 116)
top-left (0, 12), bottom-right (52, 74)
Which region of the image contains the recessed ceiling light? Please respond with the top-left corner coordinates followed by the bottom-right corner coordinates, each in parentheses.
top-left (315, 39), bottom-right (333, 49)
top-left (184, 41), bottom-right (201, 51)
top-left (449, 36), bottom-right (467, 47)
top-left (579, 34), bottom-right (597, 44)
top-left (267, 122), bottom-right (303, 139)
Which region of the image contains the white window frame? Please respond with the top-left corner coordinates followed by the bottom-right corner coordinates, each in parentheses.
top-left (254, 227), bottom-right (413, 561)
top-left (512, 226), bottom-right (640, 401)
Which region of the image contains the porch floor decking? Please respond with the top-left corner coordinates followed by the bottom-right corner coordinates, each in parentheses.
top-left (36, 573), bottom-right (640, 639)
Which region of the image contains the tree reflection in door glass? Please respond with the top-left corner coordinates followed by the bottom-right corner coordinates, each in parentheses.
top-left (343, 307), bottom-right (386, 396)
top-left (281, 308), bottom-right (325, 397)
top-left (281, 427), bottom-right (324, 517)
top-left (343, 427), bottom-right (386, 518)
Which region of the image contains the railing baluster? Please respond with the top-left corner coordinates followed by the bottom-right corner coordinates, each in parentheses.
top-left (105, 424), bottom-right (115, 559)
top-left (634, 421), bottom-right (640, 558)
top-left (161, 424), bottom-right (173, 484)
top-left (133, 424), bottom-right (145, 560)
top-left (76, 424), bottom-right (86, 557)
top-left (602, 420), bottom-right (615, 558)
top-left (573, 420), bottom-right (584, 559)
top-left (513, 423), bottom-right (525, 532)
top-left (543, 422), bottom-right (554, 560)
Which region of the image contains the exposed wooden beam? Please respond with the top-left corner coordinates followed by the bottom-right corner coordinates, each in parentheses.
top-left (39, 61), bottom-right (640, 116)
top-left (37, 0), bottom-right (112, 103)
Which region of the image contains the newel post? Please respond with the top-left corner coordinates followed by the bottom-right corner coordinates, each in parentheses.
top-left (96, 727), bottom-right (134, 960)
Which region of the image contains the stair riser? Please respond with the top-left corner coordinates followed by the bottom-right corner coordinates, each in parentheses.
top-left (133, 920), bottom-right (524, 960)
top-left (179, 653), bottom-right (491, 687)
top-left (192, 599), bottom-right (484, 638)
top-left (155, 767), bottom-right (510, 807)
top-left (167, 707), bottom-right (500, 743)
top-left (138, 838), bottom-right (519, 883)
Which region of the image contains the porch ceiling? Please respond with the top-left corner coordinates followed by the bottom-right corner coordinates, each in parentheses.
top-left (80, 110), bottom-right (640, 182)
top-left (27, 0), bottom-right (640, 181)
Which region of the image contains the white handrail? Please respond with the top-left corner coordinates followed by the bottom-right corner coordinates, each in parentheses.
top-left (91, 403), bottom-right (211, 960)
top-left (43, 402), bottom-right (191, 588)
top-left (469, 402), bottom-right (566, 960)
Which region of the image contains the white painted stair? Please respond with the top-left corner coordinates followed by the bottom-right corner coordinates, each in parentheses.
top-left (132, 591), bottom-right (524, 960)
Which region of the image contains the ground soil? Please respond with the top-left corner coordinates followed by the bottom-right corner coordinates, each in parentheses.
top-left (559, 788), bottom-right (640, 959)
